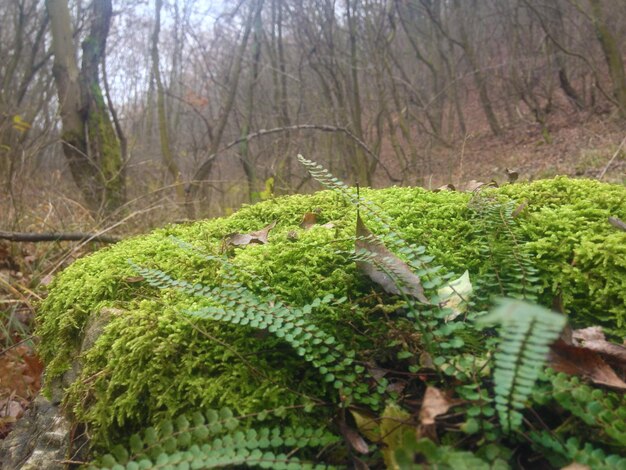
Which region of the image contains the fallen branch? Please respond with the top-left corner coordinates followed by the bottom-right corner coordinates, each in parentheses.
top-left (185, 124), bottom-right (397, 201)
top-left (0, 231), bottom-right (120, 243)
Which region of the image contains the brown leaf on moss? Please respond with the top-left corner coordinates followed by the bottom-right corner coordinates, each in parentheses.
top-left (225, 221), bottom-right (276, 247)
top-left (299, 212), bottom-right (318, 229)
top-left (355, 215), bottom-right (429, 304)
top-left (434, 183), bottom-right (456, 192)
top-left (549, 339), bottom-right (626, 390)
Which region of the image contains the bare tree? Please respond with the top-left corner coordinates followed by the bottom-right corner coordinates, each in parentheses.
top-left (46, 0), bottom-right (125, 214)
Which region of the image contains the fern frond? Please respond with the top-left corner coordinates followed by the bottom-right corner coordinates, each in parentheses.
top-left (528, 431), bottom-right (626, 470)
top-left (94, 408), bottom-right (339, 469)
top-left (129, 261), bottom-right (385, 408)
top-left (478, 299), bottom-right (566, 432)
top-left (298, 155), bottom-right (444, 285)
top-left (470, 197), bottom-right (541, 302)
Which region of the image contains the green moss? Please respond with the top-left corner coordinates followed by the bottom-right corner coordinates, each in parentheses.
top-left (36, 177), bottom-right (626, 449)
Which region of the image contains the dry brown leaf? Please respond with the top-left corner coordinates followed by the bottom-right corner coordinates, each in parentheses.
top-left (356, 215), bottom-right (429, 304)
top-left (505, 168), bottom-right (519, 183)
top-left (225, 221), bottom-right (277, 247)
top-left (561, 463), bottom-right (590, 470)
top-left (463, 180), bottom-right (487, 192)
top-left (339, 419), bottom-right (369, 454)
top-left (572, 326), bottom-right (626, 369)
top-left (549, 339), bottom-right (626, 390)
top-left (434, 183), bottom-right (456, 192)
top-left (299, 212), bottom-right (318, 229)
top-left (419, 386), bottom-right (455, 427)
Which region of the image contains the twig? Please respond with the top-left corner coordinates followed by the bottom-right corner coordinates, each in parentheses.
top-left (0, 336), bottom-right (36, 357)
top-left (609, 217), bottom-right (626, 232)
top-left (598, 135), bottom-right (626, 180)
top-left (0, 231), bottom-right (120, 243)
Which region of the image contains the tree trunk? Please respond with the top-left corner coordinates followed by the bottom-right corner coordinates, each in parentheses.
top-left (151, 0), bottom-right (184, 201)
top-left (240, 0), bottom-right (264, 203)
top-left (587, 0), bottom-right (626, 117)
top-left (46, 0), bottom-right (124, 215)
top-left (346, 0), bottom-right (371, 185)
top-left (185, 2), bottom-right (257, 216)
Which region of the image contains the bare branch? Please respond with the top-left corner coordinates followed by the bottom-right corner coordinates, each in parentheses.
top-left (0, 231), bottom-right (120, 243)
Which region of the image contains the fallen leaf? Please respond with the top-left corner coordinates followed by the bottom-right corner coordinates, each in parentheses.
top-left (505, 168), bottom-right (519, 183)
top-left (572, 326), bottom-right (626, 368)
top-left (561, 463), bottom-right (590, 470)
top-left (367, 364), bottom-right (388, 381)
top-left (349, 408), bottom-right (380, 442)
top-left (387, 381), bottom-right (407, 395)
top-left (549, 339), bottom-right (626, 390)
top-left (225, 221), bottom-right (277, 247)
top-left (339, 418), bottom-right (369, 454)
top-left (124, 276), bottom-right (145, 283)
top-left (299, 212), bottom-right (318, 229)
top-left (418, 386), bottom-right (456, 427)
top-left (418, 387), bottom-right (459, 441)
top-left (434, 183), bottom-right (456, 192)
top-left (356, 215), bottom-right (429, 304)
top-left (437, 270), bottom-right (472, 321)
top-left (379, 403), bottom-right (414, 470)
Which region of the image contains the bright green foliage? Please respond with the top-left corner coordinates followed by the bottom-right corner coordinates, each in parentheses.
top-left (478, 299), bottom-right (567, 432)
top-left (529, 431), bottom-right (626, 469)
top-left (130, 256), bottom-right (384, 408)
top-left (93, 407), bottom-right (339, 469)
top-left (394, 435), bottom-right (504, 470)
top-left (470, 196), bottom-right (542, 303)
top-left (36, 175), bottom-right (626, 457)
top-left (533, 371), bottom-right (626, 449)
top-left (496, 178), bottom-right (626, 333)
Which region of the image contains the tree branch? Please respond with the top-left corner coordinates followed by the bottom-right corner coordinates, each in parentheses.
top-left (0, 231), bottom-right (120, 243)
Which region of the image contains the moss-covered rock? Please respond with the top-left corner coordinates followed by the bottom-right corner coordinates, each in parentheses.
top-left (36, 177), bottom-right (626, 451)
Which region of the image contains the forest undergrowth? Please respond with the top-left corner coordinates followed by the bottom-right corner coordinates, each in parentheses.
top-left (1, 136), bottom-right (625, 467)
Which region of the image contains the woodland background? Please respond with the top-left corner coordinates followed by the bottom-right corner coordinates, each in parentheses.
top-left (1, 0), bottom-right (625, 233)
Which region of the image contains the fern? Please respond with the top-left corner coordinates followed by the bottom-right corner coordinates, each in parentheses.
top-left (533, 371), bottom-right (626, 447)
top-left (528, 431), bottom-right (626, 469)
top-left (298, 154), bottom-right (444, 284)
top-left (470, 195), bottom-right (541, 303)
top-left (477, 299), bottom-right (566, 432)
top-left (93, 408), bottom-right (340, 469)
top-left (130, 253), bottom-right (386, 408)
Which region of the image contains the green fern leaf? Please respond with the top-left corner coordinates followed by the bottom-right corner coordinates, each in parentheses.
top-left (478, 299), bottom-right (566, 432)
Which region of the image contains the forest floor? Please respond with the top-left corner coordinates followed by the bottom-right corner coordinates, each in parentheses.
top-left (0, 112), bottom-right (624, 444)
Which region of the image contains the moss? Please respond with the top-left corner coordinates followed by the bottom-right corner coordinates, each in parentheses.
top-left (36, 177), bottom-right (626, 450)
